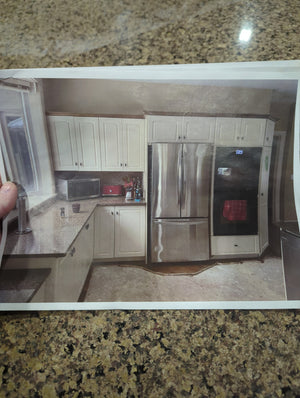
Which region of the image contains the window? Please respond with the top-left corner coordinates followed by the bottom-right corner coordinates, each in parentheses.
top-left (2, 114), bottom-right (37, 192)
top-left (0, 84), bottom-right (55, 213)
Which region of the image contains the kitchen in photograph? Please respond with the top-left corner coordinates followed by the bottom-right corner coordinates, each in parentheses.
top-left (0, 74), bottom-right (298, 303)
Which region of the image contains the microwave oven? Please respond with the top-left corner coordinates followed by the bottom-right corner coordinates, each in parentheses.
top-left (56, 177), bottom-right (100, 201)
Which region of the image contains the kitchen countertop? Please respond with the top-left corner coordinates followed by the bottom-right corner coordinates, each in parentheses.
top-left (1, 0), bottom-right (300, 397)
top-left (4, 197), bottom-right (146, 257)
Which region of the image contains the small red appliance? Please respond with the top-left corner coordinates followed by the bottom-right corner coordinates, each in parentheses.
top-left (102, 185), bottom-right (123, 196)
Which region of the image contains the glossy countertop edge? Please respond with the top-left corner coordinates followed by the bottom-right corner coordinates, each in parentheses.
top-left (4, 197), bottom-right (147, 257)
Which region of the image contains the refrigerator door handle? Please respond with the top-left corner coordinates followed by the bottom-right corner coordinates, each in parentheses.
top-left (181, 148), bottom-right (185, 212)
top-left (153, 219), bottom-right (207, 226)
top-left (177, 146), bottom-right (182, 208)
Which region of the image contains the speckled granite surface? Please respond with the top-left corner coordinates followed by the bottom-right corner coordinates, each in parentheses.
top-left (1, 0), bottom-right (300, 396)
top-left (0, 310), bottom-right (299, 396)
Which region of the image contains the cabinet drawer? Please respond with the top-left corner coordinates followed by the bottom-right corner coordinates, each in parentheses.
top-left (211, 235), bottom-right (259, 255)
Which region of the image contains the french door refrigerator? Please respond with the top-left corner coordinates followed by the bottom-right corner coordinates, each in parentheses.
top-left (149, 143), bottom-right (212, 263)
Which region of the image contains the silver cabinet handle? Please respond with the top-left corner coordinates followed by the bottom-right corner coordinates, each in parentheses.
top-left (116, 211), bottom-right (119, 215)
top-left (111, 211), bottom-right (114, 215)
top-left (75, 162), bottom-right (78, 166)
top-left (70, 247), bottom-right (76, 256)
top-left (80, 162), bottom-right (83, 166)
top-left (124, 163), bottom-right (127, 167)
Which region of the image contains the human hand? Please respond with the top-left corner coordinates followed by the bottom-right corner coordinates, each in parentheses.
top-left (0, 180), bottom-right (17, 220)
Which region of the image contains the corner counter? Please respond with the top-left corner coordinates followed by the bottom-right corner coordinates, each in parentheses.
top-left (4, 197), bottom-right (146, 257)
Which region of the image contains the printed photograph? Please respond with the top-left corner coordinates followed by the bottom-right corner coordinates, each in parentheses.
top-left (0, 66), bottom-right (298, 306)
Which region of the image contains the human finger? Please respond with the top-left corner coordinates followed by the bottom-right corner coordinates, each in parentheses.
top-left (0, 182), bottom-right (18, 219)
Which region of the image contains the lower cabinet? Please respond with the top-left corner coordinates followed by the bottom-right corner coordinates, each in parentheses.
top-left (3, 214), bottom-right (95, 302)
top-left (94, 206), bottom-right (146, 259)
top-left (258, 203), bottom-right (268, 254)
top-left (55, 213), bottom-right (94, 301)
top-left (211, 235), bottom-right (259, 256)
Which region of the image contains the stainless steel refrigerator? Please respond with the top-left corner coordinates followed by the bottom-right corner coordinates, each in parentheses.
top-left (149, 143), bottom-right (212, 263)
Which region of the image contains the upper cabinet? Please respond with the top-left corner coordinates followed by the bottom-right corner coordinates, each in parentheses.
top-left (48, 116), bottom-right (101, 171)
top-left (147, 115), bottom-right (215, 143)
top-left (183, 117), bottom-right (216, 142)
top-left (147, 116), bottom-right (182, 142)
top-left (215, 118), bottom-right (268, 147)
top-left (100, 118), bottom-right (145, 171)
top-left (48, 115), bottom-right (146, 172)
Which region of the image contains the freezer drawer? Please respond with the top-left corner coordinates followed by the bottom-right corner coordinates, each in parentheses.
top-left (151, 218), bottom-right (209, 263)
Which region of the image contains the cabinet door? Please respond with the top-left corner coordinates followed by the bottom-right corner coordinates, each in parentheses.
top-left (99, 118), bottom-right (123, 171)
top-left (75, 117), bottom-right (101, 171)
top-left (147, 116), bottom-right (182, 142)
top-left (259, 146), bottom-right (272, 207)
top-left (183, 117), bottom-right (215, 143)
top-left (122, 119), bottom-right (145, 171)
top-left (114, 206), bottom-right (146, 257)
top-left (48, 116), bottom-right (78, 170)
top-left (94, 206), bottom-right (115, 258)
top-left (56, 215), bottom-right (95, 302)
top-left (215, 118), bottom-right (241, 146)
top-left (79, 213), bottom-right (95, 274)
top-left (259, 203), bottom-right (269, 253)
top-left (240, 118), bottom-right (266, 147)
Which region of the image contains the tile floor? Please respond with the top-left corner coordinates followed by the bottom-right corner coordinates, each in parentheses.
top-left (84, 256), bottom-right (286, 302)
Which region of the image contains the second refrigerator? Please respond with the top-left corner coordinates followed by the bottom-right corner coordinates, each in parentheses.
top-left (150, 143), bottom-right (212, 263)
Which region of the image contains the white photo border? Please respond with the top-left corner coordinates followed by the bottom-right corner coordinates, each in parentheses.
top-left (0, 60), bottom-right (299, 310)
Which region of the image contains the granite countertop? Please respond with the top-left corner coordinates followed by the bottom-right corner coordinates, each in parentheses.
top-left (4, 197), bottom-right (146, 256)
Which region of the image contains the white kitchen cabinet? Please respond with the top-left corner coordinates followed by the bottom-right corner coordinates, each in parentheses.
top-left (147, 116), bottom-right (182, 142)
top-left (48, 116), bottom-right (101, 171)
top-left (94, 205), bottom-right (146, 259)
top-left (48, 116), bottom-right (78, 171)
top-left (258, 203), bottom-right (269, 254)
top-left (4, 214), bottom-right (95, 302)
top-left (93, 206), bottom-right (115, 258)
top-left (214, 117), bottom-right (241, 146)
top-left (100, 118), bottom-right (145, 171)
top-left (114, 206), bottom-right (146, 257)
top-left (56, 213), bottom-right (94, 301)
top-left (75, 117), bottom-right (102, 170)
top-left (257, 146), bottom-right (272, 253)
top-left (240, 118), bottom-right (266, 146)
top-left (259, 146), bottom-right (272, 207)
top-left (211, 235), bottom-right (259, 256)
top-left (215, 118), bottom-right (267, 147)
top-left (183, 117), bottom-right (215, 142)
top-left (147, 115), bottom-right (215, 143)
